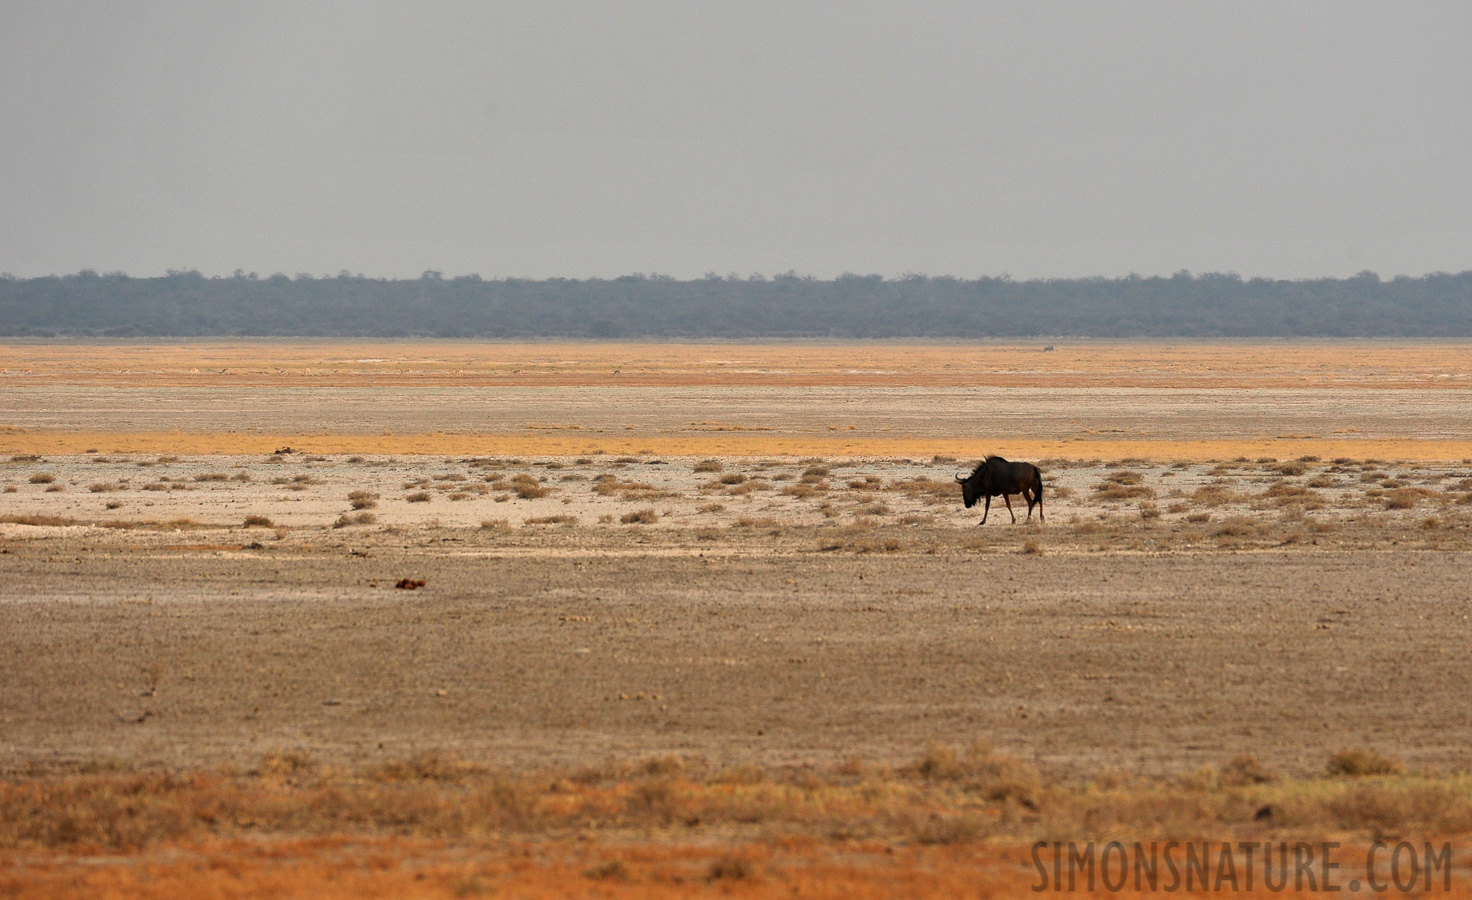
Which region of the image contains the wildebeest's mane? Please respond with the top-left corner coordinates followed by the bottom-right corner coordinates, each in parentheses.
top-left (967, 455), bottom-right (1009, 478)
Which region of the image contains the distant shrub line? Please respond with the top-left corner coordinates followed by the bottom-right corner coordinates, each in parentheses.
top-left (3, 269), bottom-right (1471, 337)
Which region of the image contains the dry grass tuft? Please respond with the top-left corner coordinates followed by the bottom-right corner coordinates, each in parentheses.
top-left (1261, 482), bottom-right (1322, 508)
top-left (1093, 471), bottom-right (1154, 501)
top-left (913, 742), bottom-right (1039, 803)
top-left (0, 513), bottom-right (78, 527)
top-left (28, 472), bottom-right (55, 484)
top-left (405, 491), bottom-right (432, 503)
top-left (693, 459), bottom-right (723, 473)
top-left (525, 515), bottom-right (577, 526)
top-left (711, 764), bottom-right (767, 786)
top-left (593, 477), bottom-right (670, 501)
top-left (620, 508), bottom-right (659, 525)
top-left (1192, 483), bottom-right (1243, 506)
top-left (242, 515), bottom-right (273, 528)
top-left (369, 751), bottom-right (479, 783)
top-left (708, 855), bottom-right (755, 881)
top-left (332, 512), bottom-right (377, 528)
top-left (1220, 754), bottom-right (1276, 787)
top-left (1326, 749), bottom-right (1405, 778)
top-left (511, 474), bottom-right (551, 499)
top-left (583, 859), bottom-right (631, 881)
top-left (257, 752), bottom-right (315, 776)
top-left (1212, 517), bottom-right (1256, 537)
top-left (1384, 488), bottom-right (1437, 510)
top-left (727, 479), bottom-right (772, 495)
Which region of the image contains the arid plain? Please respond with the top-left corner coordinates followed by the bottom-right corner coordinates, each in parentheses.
top-left (4, 341), bottom-right (1472, 898)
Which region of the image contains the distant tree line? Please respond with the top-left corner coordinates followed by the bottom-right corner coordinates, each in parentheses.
top-left (2, 269), bottom-right (1471, 338)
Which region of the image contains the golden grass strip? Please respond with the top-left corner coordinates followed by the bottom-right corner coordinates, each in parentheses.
top-left (7, 747), bottom-right (1472, 899)
top-left (6, 750), bottom-right (1472, 852)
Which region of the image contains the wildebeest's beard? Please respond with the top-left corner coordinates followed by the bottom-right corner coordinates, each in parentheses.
top-left (960, 479), bottom-right (977, 508)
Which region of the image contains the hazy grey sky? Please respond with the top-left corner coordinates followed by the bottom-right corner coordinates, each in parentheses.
top-left (2, 2), bottom-right (1469, 280)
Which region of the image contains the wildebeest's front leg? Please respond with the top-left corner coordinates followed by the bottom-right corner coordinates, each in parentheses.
top-left (1003, 493), bottom-right (1017, 523)
top-left (979, 494), bottom-right (991, 525)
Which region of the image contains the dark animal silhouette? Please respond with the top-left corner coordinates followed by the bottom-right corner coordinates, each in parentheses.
top-left (955, 456), bottom-right (1044, 524)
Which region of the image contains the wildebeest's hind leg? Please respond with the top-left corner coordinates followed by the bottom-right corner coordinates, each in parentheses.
top-left (1003, 493), bottom-right (1016, 523)
top-left (980, 495), bottom-right (991, 525)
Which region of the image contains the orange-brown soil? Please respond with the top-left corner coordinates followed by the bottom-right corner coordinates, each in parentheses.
top-left (0, 839), bottom-right (1058, 900)
top-left (20, 837), bottom-right (1449, 900)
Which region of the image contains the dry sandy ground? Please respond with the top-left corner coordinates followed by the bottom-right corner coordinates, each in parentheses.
top-left (3, 340), bottom-right (1472, 780)
top-left (3, 450), bottom-right (1472, 779)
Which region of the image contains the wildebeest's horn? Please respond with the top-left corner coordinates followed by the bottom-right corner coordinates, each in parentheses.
top-left (954, 473), bottom-right (966, 482)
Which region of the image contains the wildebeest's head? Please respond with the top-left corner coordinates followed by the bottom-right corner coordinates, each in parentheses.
top-left (957, 457), bottom-right (1008, 509)
top-left (956, 471), bottom-right (979, 508)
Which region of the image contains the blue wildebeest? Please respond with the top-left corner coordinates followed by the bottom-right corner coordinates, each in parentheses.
top-left (955, 456), bottom-right (1044, 524)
